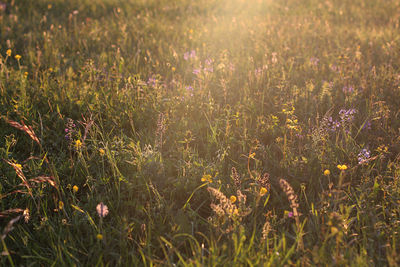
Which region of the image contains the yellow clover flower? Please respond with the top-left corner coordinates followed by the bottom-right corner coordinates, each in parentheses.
top-left (260, 187), bottom-right (268, 196)
top-left (337, 164), bottom-right (348, 171)
top-left (201, 174), bottom-right (213, 183)
top-left (73, 185), bottom-right (79, 193)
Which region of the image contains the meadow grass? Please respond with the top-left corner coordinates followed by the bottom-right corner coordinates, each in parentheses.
top-left (1, 0), bottom-right (400, 265)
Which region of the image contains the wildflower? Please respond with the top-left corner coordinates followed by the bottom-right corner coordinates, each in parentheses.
top-left (185, 85), bottom-right (194, 96)
top-left (342, 85), bottom-right (354, 94)
top-left (74, 140), bottom-right (82, 150)
top-left (192, 68), bottom-right (201, 75)
top-left (204, 59), bottom-right (213, 73)
top-left (6, 49), bottom-right (11, 57)
top-left (48, 67), bottom-right (53, 72)
top-left (96, 234), bottom-right (103, 240)
top-left (256, 173), bottom-right (271, 192)
top-left (260, 187), bottom-right (268, 196)
top-left (99, 148), bottom-right (105, 156)
top-left (201, 174), bottom-right (213, 183)
top-left (147, 77), bottom-right (156, 87)
top-left (323, 169), bottom-right (331, 176)
top-left (339, 108), bottom-right (357, 123)
top-left (230, 195), bottom-right (237, 204)
top-left (362, 121), bottom-right (371, 131)
top-left (24, 72), bottom-right (28, 77)
top-left (59, 201), bottom-right (64, 210)
top-left (73, 185), bottom-right (79, 193)
top-left (309, 57), bottom-right (319, 66)
top-left (357, 148), bottom-right (370, 164)
top-left (337, 164), bottom-right (348, 171)
top-left (96, 202), bottom-right (109, 218)
top-left (171, 67), bottom-right (176, 72)
top-left (15, 163), bottom-right (22, 170)
top-left (288, 211), bottom-right (294, 218)
top-left (15, 54), bottom-right (21, 60)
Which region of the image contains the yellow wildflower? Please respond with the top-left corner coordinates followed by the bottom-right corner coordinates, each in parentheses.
top-left (74, 140), bottom-right (82, 150)
top-left (233, 208), bottom-right (239, 216)
top-left (6, 49), bottom-right (11, 57)
top-left (15, 54), bottom-right (21, 60)
top-left (230, 195), bottom-right (237, 204)
top-left (260, 187), bottom-right (268, 196)
top-left (24, 72), bottom-right (28, 77)
top-left (337, 164), bottom-right (348, 171)
top-left (73, 185), bottom-right (79, 193)
top-left (99, 148), bottom-right (105, 156)
top-left (323, 169), bottom-right (331, 176)
top-left (201, 174), bottom-right (213, 183)
top-left (96, 234), bottom-right (103, 240)
top-left (171, 67), bottom-right (176, 72)
top-left (59, 201), bottom-right (64, 210)
top-left (15, 163), bottom-right (22, 169)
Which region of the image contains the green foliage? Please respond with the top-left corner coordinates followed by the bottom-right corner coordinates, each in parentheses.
top-left (1, 0), bottom-right (400, 265)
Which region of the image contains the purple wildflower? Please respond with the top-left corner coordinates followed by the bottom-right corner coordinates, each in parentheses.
top-left (193, 68), bottom-right (201, 75)
top-left (362, 121), bottom-right (371, 130)
top-left (184, 50), bottom-right (196, 60)
top-left (147, 77), bottom-right (157, 87)
top-left (358, 148), bottom-right (370, 164)
top-left (310, 57), bottom-right (319, 66)
top-left (203, 59), bottom-right (213, 73)
top-left (323, 116), bottom-right (341, 132)
top-left (342, 85), bottom-right (354, 94)
top-left (185, 85), bottom-right (194, 96)
top-left (184, 52), bottom-right (189, 61)
top-left (339, 108), bottom-right (357, 123)
top-left (330, 64), bottom-right (339, 72)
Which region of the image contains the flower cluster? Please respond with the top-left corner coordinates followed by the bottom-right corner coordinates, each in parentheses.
top-left (321, 116), bottom-right (341, 132)
top-left (357, 148), bottom-right (370, 164)
top-left (342, 85), bottom-right (354, 94)
top-left (183, 50), bottom-right (196, 60)
top-left (337, 164), bottom-right (348, 171)
top-left (65, 118), bottom-right (76, 141)
top-left (339, 108), bottom-right (357, 124)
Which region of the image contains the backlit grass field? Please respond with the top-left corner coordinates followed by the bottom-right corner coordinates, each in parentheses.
top-left (1, 0), bottom-right (400, 265)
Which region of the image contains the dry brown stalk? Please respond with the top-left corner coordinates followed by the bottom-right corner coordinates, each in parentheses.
top-left (3, 118), bottom-right (40, 146)
top-left (257, 172), bottom-right (271, 191)
top-left (4, 160), bottom-right (32, 197)
top-left (231, 167), bottom-right (241, 188)
top-left (0, 209), bottom-right (24, 218)
top-left (279, 178), bottom-right (303, 251)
